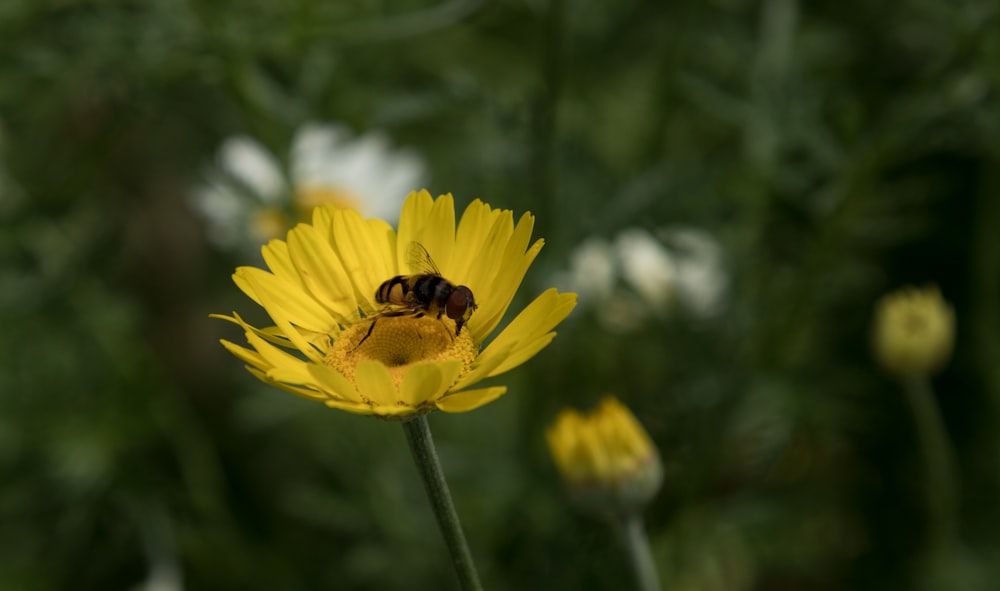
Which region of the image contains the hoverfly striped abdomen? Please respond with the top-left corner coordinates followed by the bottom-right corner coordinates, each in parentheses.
top-left (375, 276), bottom-right (417, 309)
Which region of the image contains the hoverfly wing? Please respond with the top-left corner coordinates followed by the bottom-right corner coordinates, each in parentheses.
top-left (405, 241), bottom-right (442, 276)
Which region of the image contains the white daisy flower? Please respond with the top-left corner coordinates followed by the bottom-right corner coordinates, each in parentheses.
top-left (616, 227), bottom-right (678, 314)
top-left (192, 123), bottom-right (426, 251)
top-left (559, 226), bottom-right (727, 331)
top-left (564, 237), bottom-right (617, 306)
top-left (657, 226), bottom-right (728, 319)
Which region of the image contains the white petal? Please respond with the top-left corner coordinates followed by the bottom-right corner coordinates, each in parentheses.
top-left (288, 124), bottom-right (425, 223)
top-left (219, 136), bottom-right (286, 203)
top-left (566, 237), bottom-right (617, 305)
top-left (190, 178), bottom-right (251, 247)
top-left (615, 227), bottom-right (676, 313)
top-left (291, 123), bottom-right (349, 185)
top-left (659, 226), bottom-right (728, 318)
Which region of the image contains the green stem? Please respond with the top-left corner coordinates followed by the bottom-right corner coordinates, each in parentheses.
top-left (618, 513), bottom-right (662, 591)
top-left (903, 376), bottom-right (960, 551)
top-left (402, 415), bottom-right (483, 591)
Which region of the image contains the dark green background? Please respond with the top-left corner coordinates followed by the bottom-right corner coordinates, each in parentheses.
top-left (2, 0), bottom-right (998, 589)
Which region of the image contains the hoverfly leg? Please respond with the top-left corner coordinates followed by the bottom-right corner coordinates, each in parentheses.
top-left (352, 317), bottom-right (378, 353)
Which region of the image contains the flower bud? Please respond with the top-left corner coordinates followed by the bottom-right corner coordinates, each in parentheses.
top-left (546, 396), bottom-right (662, 516)
top-left (872, 285), bottom-right (955, 379)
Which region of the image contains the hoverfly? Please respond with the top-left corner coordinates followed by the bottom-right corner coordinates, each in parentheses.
top-left (375, 242), bottom-right (478, 334)
top-left (355, 242), bottom-right (477, 349)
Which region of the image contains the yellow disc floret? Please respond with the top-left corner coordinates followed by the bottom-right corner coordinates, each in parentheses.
top-left (329, 315), bottom-right (477, 391)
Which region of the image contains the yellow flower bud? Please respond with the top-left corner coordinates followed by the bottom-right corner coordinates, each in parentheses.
top-left (546, 396), bottom-right (662, 515)
top-left (872, 285), bottom-right (955, 379)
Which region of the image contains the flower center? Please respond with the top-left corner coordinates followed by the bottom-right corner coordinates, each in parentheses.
top-left (902, 311), bottom-right (928, 335)
top-left (251, 207), bottom-right (290, 242)
top-left (326, 314), bottom-right (477, 388)
top-left (294, 186), bottom-right (361, 216)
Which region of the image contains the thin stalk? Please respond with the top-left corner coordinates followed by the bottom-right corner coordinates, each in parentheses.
top-left (618, 512), bottom-right (662, 591)
top-left (903, 376), bottom-right (960, 551)
top-left (402, 415), bottom-right (483, 591)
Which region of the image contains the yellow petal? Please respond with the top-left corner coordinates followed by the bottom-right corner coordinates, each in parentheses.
top-left (307, 363), bottom-right (365, 404)
top-left (457, 205), bottom-right (512, 286)
top-left (416, 193), bottom-right (457, 274)
top-left (225, 327), bottom-right (335, 400)
top-left (470, 237), bottom-right (544, 344)
top-left (478, 289), bottom-right (576, 376)
top-left (213, 312), bottom-right (327, 351)
top-left (245, 366), bottom-right (327, 402)
top-left (365, 218), bottom-right (400, 278)
top-left (451, 342), bottom-right (515, 391)
top-left (220, 314), bottom-right (328, 375)
top-left (354, 360), bottom-right (398, 406)
top-left (260, 239), bottom-right (301, 289)
top-left (231, 269), bottom-right (264, 308)
top-left (219, 339), bottom-right (266, 369)
top-left (330, 208), bottom-right (397, 314)
top-left (240, 270), bottom-right (325, 363)
top-left (497, 210), bottom-right (537, 279)
top-left (461, 209), bottom-right (540, 343)
top-left (435, 386), bottom-right (508, 413)
top-left (324, 398), bottom-right (376, 415)
top-left (309, 203), bottom-right (335, 237)
top-left (451, 199), bottom-right (498, 279)
top-left (458, 209), bottom-right (517, 339)
top-left (473, 213), bottom-right (545, 342)
top-left (235, 266), bottom-right (336, 335)
top-left (396, 190), bottom-right (435, 263)
top-left (244, 329), bottom-right (314, 382)
top-left (400, 360), bottom-right (463, 407)
top-left (485, 332), bottom-right (556, 378)
top-left (286, 222), bottom-right (358, 321)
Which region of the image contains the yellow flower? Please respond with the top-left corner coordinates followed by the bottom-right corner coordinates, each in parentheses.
top-left (546, 396), bottom-right (662, 514)
top-left (872, 285), bottom-right (955, 379)
top-left (214, 190), bottom-right (577, 418)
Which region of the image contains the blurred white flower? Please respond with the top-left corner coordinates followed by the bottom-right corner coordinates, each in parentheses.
top-left (192, 123), bottom-right (426, 251)
top-left (616, 227), bottom-right (677, 313)
top-left (559, 226), bottom-right (727, 331)
top-left (131, 565), bottom-right (183, 591)
top-left (565, 237), bottom-right (617, 305)
top-left (128, 502), bottom-right (185, 591)
top-left (658, 227), bottom-right (728, 319)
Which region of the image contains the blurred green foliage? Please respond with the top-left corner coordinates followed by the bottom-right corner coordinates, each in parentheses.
top-left (2, 0), bottom-right (999, 589)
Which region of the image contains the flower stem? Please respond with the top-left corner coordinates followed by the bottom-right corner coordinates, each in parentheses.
top-left (402, 415), bottom-right (483, 591)
top-left (903, 376), bottom-right (960, 551)
top-left (618, 512), bottom-right (662, 591)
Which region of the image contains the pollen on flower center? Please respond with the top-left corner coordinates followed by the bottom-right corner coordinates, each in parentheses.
top-left (326, 314), bottom-right (477, 387)
top-left (294, 186), bottom-right (361, 214)
top-left (251, 207), bottom-right (289, 242)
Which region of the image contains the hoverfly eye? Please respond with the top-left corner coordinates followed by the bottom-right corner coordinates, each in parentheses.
top-left (446, 286), bottom-right (474, 320)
